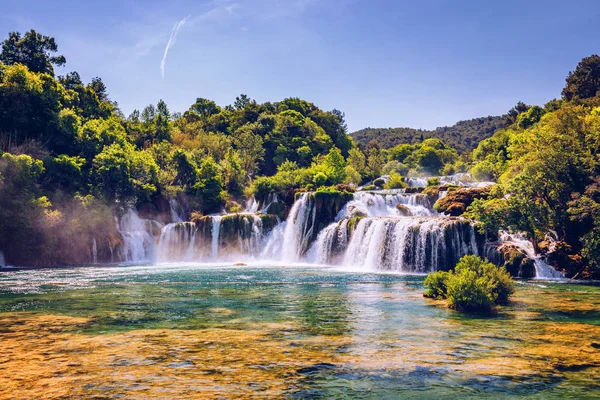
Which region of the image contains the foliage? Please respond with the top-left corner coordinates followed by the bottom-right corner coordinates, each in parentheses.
top-left (424, 255), bottom-right (515, 312)
top-left (383, 171), bottom-right (407, 189)
top-left (1, 30), bottom-right (66, 75)
top-left (562, 54), bottom-right (600, 101)
top-left (351, 115), bottom-right (507, 153)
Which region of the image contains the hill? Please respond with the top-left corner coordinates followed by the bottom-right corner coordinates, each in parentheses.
top-left (350, 115), bottom-right (508, 153)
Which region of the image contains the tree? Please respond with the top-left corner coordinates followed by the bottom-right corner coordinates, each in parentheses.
top-left (0, 30), bottom-right (66, 76)
top-left (562, 55), bottom-right (600, 101)
top-left (193, 156), bottom-right (225, 213)
top-left (367, 147), bottom-right (385, 179)
top-left (234, 94), bottom-right (253, 110)
top-left (347, 148), bottom-right (366, 177)
top-left (233, 126), bottom-right (265, 178)
top-left (89, 77), bottom-right (108, 102)
top-left (516, 105), bottom-right (545, 129)
top-left (189, 97), bottom-right (221, 118)
top-left (92, 142), bottom-right (158, 201)
top-left (58, 71), bottom-right (82, 89)
top-left (322, 146), bottom-right (347, 184)
top-left (505, 101), bottom-right (530, 125)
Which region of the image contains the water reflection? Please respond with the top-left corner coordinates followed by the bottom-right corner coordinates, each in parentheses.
top-left (0, 265), bottom-right (599, 398)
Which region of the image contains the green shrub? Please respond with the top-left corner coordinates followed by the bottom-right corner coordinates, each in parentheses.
top-left (313, 172), bottom-right (328, 187)
top-left (423, 255), bottom-right (515, 312)
top-left (427, 177), bottom-right (441, 187)
top-left (362, 184), bottom-right (376, 191)
top-left (423, 270), bottom-right (450, 298)
top-left (383, 171), bottom-right (407, 189)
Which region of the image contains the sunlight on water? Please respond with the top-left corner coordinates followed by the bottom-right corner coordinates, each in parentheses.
top-left (0, 263), bottom-right (599, 398)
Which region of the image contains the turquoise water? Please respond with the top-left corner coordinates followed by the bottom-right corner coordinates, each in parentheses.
top-left (0, 263), bottom-right (599, 398)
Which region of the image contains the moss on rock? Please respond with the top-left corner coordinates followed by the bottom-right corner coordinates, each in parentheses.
top-left (434, 187), bottom-right (490, 216)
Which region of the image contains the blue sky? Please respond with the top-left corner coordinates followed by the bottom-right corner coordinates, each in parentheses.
top-left (1, 0), bottom-right (599, 132)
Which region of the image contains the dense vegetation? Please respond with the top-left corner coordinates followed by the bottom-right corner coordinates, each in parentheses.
top-left (466, 54), bottom-right (600, 279)
top-left (424, 255), bottom-right (515, 312)
top-left (1, 28), bottom-right (600, 280)
top-left (351, 115), bottom-right (507, 153)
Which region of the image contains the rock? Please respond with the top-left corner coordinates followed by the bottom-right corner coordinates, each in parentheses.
top-left (396, 203), bottom-right (411, 216)
top-left (486, 243), bottom-right (536, 278)
top-left (546, 241), bottom-right (584, 278)
top-left (433, 187), bottom-right (491, 216)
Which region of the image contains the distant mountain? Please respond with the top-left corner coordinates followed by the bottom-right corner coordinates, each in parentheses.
top-left (350, 115), bottom-right (508, 153)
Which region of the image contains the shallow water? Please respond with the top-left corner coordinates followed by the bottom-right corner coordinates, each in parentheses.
top-left (0, 263), bottom-right (599, 399)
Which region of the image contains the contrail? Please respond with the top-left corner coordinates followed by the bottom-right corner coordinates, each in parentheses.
top-left (160, 15), bottom-right (191, 79)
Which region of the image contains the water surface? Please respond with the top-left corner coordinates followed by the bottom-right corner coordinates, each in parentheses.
top-left (0, 263), bottom-right (599, 399)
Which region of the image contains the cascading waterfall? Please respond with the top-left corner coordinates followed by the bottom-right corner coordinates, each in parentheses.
top-left (156, 214), bottom-right (274, 262)
top-left (112, 178), bottom-right (558, 278)
top-left (279, 193), bottom-right (316, 262)
top-left (117, 208), bottom-right (159, 263)
top-left (157, 222), bottom-right (202, 262)
top-left (91, 238), bottom-right (98, 264)
top-left (211, 216), bottom-right (222, 259)
top-left (0, 250), bottom-right (5, 268)
top-left (340, 217), bottom-right (478, 272)
top-left (497, 232), bottom-right (565, 279)
top-left (339, 191), bottom-right (434, 218)
top-left (169, 198), bottom-right (184, 222)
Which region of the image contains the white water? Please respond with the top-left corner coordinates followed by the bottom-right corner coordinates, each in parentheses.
top-left (91, 238), bottom-right (98, 264)
top-left (406, 173), bottom-right (494, 188)
top-left (117, 208), bottom-right (160, 263)
top-left (498, 232), bottom-right (565, 279)
top-left (169, 198), bottom-right (184, 222)
top-left (113, 185), bottom-right (559, 278)
top-left (211, 216), bottom-right (222, 259)
top-left (339, 191), bottom-right (434, 218)
top-left (280, 193), bottom-right (316, 262)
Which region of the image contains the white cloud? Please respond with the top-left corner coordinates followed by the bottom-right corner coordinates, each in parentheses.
top-left (160, 15), bottom-right (191, 79)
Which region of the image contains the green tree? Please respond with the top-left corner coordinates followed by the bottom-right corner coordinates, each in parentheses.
top-left (0, 30), bottom-right (66, 76)
top-left (562, 54), bottom-right (600, 101)
top-left (189, 97), bottom-right (221, 118)
top-left (233, 126), bottom-right (265, 178)
top-left (193, 156), bottom-right (225, 213)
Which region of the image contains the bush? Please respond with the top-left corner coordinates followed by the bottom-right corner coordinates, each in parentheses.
top-left (423, 255), bottom-right (515, 312)
top-left (313, 172), bottom-right (328, 187)
top-left (423, 270), bottom-right (450, 298)
top-left (427, 177), bottom-right (441, 187)
top-left (383, 171), bottom-right (407, 189)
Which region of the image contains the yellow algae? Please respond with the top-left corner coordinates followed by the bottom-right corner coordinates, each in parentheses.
top-left (0, 313), bottom-right (354, 399)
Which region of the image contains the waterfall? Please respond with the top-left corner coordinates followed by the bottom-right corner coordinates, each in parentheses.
top-left (338, 191), bottom-right (434, 218)
top-left (157, 222), bottom-right (201, 262)
top-left (169, 198), bottom-right (184, 222)
top-left (211, 216), bottom-right (222, 259)
top-left (0, 250), bottom-right (5, 268)
top-left (309, 219), bottom-right (349, 264)
top-left (407, 177), bottom-right (427, 187)
top-left (280, 193), bottom-right (316, 262)
top-left (117, 208), bottom-right (159, 263)
top-left (497, 232), bottom-right (564, 279)
top-left (91, 238), bottom-right (98, 264)
top-left (338, 217), bottom-right (479, 272)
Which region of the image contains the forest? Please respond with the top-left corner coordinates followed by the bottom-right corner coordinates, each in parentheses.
top-left (351, 115), bottom-right (508, 153)
top-left (1, 29), bottom-right (600, 279)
